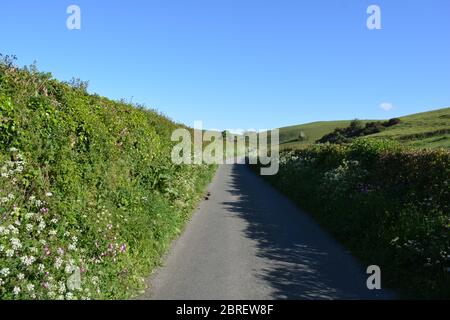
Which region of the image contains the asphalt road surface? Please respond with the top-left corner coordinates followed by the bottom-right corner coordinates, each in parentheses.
top-left (140, 164), bottom-right (394, 300)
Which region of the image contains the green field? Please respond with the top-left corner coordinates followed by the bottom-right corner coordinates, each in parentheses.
top-left (371, 107), bottom-right (450, 148)
top-left (279, 107), bottom-right (450, 149)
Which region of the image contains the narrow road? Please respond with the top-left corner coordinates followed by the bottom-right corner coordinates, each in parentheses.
top-left (140, 164), bottom-right (393, 300)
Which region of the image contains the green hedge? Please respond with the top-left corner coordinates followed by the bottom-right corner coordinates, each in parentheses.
top-left (252, 139), bottom-right (450, 298)
top-left (0, 59), bottom-right (215, 299)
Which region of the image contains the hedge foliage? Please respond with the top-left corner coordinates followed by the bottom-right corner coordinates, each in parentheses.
top-left (0, 57), bottom-right (215, 299)
top-left (254, 139), bottom-right (450, 298)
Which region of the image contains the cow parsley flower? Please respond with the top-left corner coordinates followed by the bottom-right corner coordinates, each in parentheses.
top-left (21, 255), bottom-right (36, 267)
top-left (55, 257), bottom-right (63, 269)
top-left (0, 268), bottom-right (10, 277)
top-left (13, 286), bottom-right (21, 295)
top-left (25, 212), bottom-right (34, 219)
top-left (10, 237), bottom-right (22, 250)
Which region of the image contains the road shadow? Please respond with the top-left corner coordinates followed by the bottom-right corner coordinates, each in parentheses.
top-left (221, 164), bottom-right (388, 300)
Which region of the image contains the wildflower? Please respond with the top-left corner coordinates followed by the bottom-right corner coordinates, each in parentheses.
top-left (6, 249), bottom-right (14, 257)
top-left (27, 283), bottom-right (34, 292)
top-left (55, 257), bottom-right (63, 269)
top-left (9, 225), bottom-right (19, 235)
top-left (0, 226), bottom-right (10, 236)
top-left (13, 286), bottom-right (21, 295)
top-left (10, 237), bottom-right (22, 250)
top-left (0, 268), bottom-right (10, 277)
top-left (0, 245), bottom-right (4, 252)
top-left (68, 243), bottom-right (77, 251)
top-left (38, 264), bottom-right (45, 272)
top-left (119, 243), bottom-right (126, 253)
top-left (45, 192), bottom-right (53, 197)
top-left (58, 281), bottom-right (66, 294)
top-left (40, 207), bottom-right (49, 214)
top-left (65, 264), bottom-right (74, 274)
top-left (38, 221), bottom-right (46, 231)
top-left (49, 230), bottom-right (57, 236)
top-left (43, 246), bottom-right (51, 256)
top-left (21, 255), bottom-right (36, 267)
top-left (50, 218), bottom-right (58, 224)
top-left (26, 224), bottom-right (33, 231)
top-left (25, 212), bottom-right (34, 219)
top-left (17, 273), bottom-right (25, 280)
top-left (57, 247), bottom-right (65, 255)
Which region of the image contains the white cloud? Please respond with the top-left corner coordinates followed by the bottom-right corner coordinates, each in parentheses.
top-left (380, 102), bottom-right (394, 111)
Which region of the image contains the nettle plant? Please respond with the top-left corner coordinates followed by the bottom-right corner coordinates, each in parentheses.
top-left (0, 148), bottom-right (126, 300)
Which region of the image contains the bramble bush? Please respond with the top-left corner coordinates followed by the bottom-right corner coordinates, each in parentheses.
top-left (252, 139), bottom-right (450, 298)
top-left (0, 57), bottom-right (215, 299)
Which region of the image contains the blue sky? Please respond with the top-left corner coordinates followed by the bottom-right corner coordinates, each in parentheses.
top-left (1, 0), bottom-right (449, 130)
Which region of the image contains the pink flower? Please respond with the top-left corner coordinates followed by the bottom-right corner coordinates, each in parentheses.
top-left (43, 246), bottom-right (51, 256)
top-left (40, 207), bottom-right (49, 214)
top-left (119, 243), bottom-right (126, 253)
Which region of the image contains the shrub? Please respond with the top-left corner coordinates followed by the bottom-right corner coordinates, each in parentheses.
top-left (0, 58), bottom-right (216, 299)
top-left (316, 119), bottom-right (402, 144)
top-left (250, 139), bottom-right (450, 298)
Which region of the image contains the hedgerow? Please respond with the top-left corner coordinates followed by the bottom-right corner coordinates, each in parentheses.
top-left (0, 56), bottom-right (216, 299)
top-left (252, 139), bottom-right (450, 298)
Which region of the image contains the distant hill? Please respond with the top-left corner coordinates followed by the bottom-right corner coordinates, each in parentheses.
top-left (370, 107), bottom-right (450, 148)
top-left (278, 120), bottom-right (374, 149)
top-left (279, 107), bottom-right (450, 149)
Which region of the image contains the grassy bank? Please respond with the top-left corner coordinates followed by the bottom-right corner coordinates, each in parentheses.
top-left (279, 107), bottom-right (450, 150)
top-left (0, 57), bottom-right (216, 299)
top-left (252, 139), bottom-right (450, 298)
